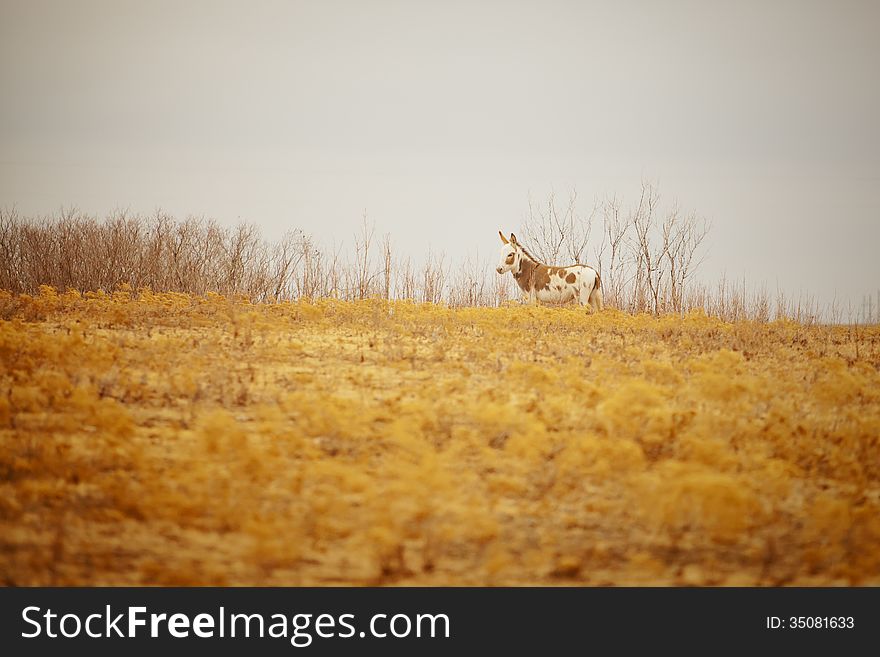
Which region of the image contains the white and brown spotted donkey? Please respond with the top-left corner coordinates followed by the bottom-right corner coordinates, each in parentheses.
top-left (496, 231), bottom-right (604, 312)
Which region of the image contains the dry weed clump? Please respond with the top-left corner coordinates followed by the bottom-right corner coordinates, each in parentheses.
top-left (1, 287), bottom-right (879, 585)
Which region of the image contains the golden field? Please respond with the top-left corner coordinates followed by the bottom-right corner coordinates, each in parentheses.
top-left (1, 286), bottom-right (879, 586)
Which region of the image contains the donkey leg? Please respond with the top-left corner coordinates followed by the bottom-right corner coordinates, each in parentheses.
top-left (589, 287), bottom-right (604, 312)
top-left (577, 285), bottom-right (593, 311)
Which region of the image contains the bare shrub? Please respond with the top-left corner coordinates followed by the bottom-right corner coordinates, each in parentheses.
top-left (522, 189), bottom-right (595, 265)
top-left (396, 256), bottom-right (417, 301)
top-left (449, 251), bottom-right (493, 308)
top-left (422, 248), bottom-right (447, 304)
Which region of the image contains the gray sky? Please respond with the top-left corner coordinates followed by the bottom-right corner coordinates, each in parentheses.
top-left (2, 0), bottom-right (879, 310)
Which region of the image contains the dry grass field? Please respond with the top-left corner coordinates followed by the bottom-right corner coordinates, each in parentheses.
top-left (2, 286), bottom-right (879, 586)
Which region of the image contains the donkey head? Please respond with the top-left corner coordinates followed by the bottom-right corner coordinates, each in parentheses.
top-left (496, 231), bottom-right (522, 274)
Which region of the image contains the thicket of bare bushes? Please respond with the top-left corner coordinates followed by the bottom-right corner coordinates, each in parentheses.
top-left (0, 183), bottom-right (837, 322)
top-left (0, 206), bottom-right (458, 305)
top-left (522, 182), bottom-right (711, 315)
top-left (519, 182), bottom-right (836, 323)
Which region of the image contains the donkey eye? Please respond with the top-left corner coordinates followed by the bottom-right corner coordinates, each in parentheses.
top-left (506, 254), bottom-right (514, 263)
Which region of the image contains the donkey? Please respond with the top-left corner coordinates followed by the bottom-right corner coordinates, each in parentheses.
top-left (496, 231), bottom-right (604, 312)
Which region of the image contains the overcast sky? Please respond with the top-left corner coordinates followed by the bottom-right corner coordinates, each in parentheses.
top-left (1, 0), bottom-right (878, 310)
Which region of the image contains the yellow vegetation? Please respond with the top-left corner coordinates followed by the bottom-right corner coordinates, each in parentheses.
top-left (1, 287), bottom-right (879, 585)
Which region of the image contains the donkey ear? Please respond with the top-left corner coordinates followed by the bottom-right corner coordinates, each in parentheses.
top-left (498, 230), bottom-right (509, 244)
top-left (509, 233), bottom-right (518, 244)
